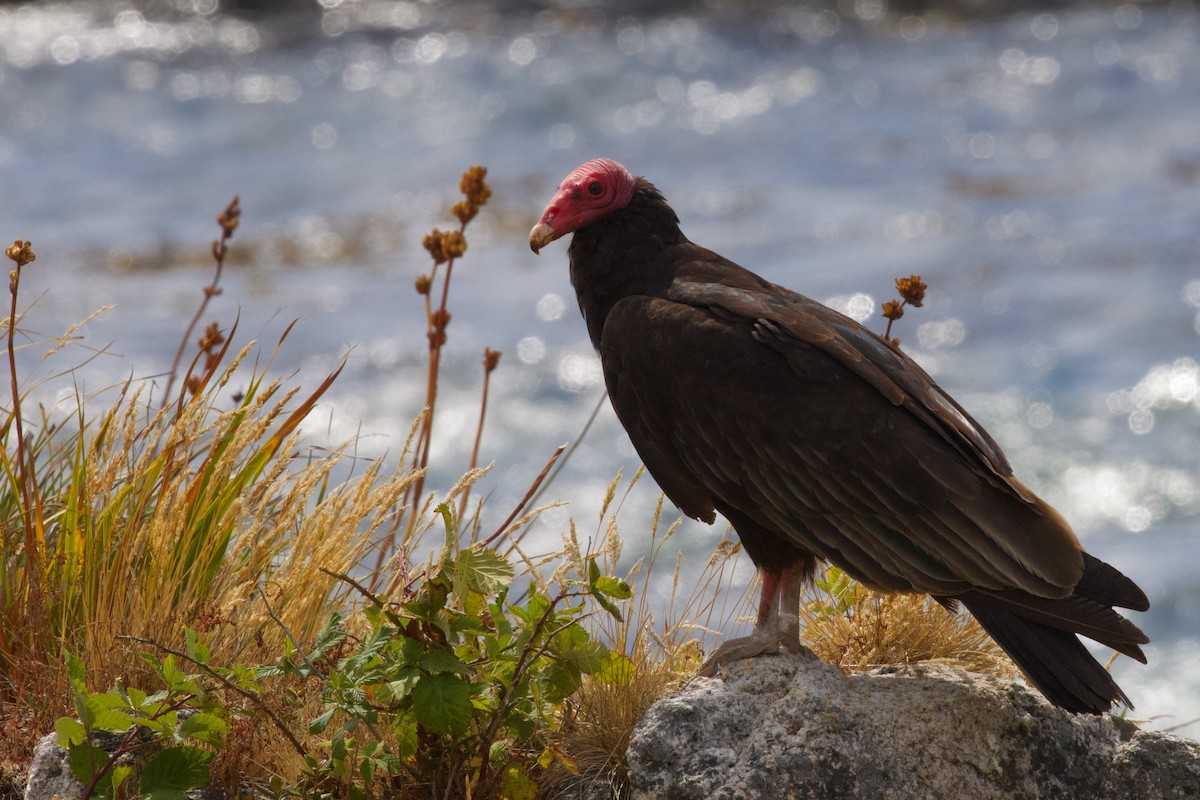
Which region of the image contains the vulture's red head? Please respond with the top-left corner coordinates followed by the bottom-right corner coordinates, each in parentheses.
top-left (529, 158), bottom-right (637, 254)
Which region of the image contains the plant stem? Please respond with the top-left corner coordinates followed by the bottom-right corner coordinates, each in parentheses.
top-left (6, 260), bottom-right (40, 590)
top-left (162, 196), bottom-right (238, 410)
top-left (119, 634), bottom-right (308, 759)
top-left (457, 349), bottom-right (498, 526)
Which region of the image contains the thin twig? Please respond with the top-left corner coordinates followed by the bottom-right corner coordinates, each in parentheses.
top-left (457, 348), bottom-right (500, 522)
top-left (479, 444), bottom-right (566, 549)
top-left (258, 585), bottom-right (325, 681)
top-left (118, 634), bottom-right (308, 759)
top-left (530, 391), bottom-right (606, 510)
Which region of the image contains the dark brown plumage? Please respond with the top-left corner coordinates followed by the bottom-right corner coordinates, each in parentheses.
top-left (530, 159), bottom-right (1149, 714)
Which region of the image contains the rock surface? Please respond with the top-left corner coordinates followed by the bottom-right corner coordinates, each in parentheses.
top-left (23, 732), bottom-right (94, 800)
top-left (627, 656), bottom-right (1200, 800)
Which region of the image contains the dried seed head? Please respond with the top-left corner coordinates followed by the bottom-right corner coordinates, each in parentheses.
top-left (423, 227), bottom-right (450, 264)
top-left (483, 348), bottom-right (501, 372)
top-left (217, 196), bottom-right (241, 237)
top-left (5, 240), bottom-right (35, 268)
top-left (895, 274), bottom-right (926, 307)
top-left (440, 229), bottom-right (466, 259)
top-left (453, 166), bottom-right (491, 224)
top-left (452, 200), bottom-right (473, 226)
top-left (199, 321), bottom-right (226, 352)
top-left (415, 274), bottom-right (432, 295)
top-left (882, 300), bottom-right (905, 321)
top-left (460, 165), bottom-right (491, 206)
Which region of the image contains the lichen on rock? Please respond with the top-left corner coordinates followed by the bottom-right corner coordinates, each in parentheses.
top-left (626, 656), bottom-right (1200, 800)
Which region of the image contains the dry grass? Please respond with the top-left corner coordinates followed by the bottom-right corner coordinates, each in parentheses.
top-left (800, 567), bottom-right (1016, 678)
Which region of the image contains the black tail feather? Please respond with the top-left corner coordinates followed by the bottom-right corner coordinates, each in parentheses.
top-left (956, 553), bottom-right (1149, 715)
top-left (960, 591), bottom-right (1135, 714)
top-left (1077, 552), bottom-right (1150, 611)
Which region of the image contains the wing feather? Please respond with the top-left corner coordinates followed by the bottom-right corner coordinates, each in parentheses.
top-left (600, 277), bottom-right (1084, 599)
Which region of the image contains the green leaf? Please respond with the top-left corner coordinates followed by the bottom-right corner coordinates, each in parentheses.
top-left (587, 558), bottom-right (601, 587)
top-left (309, 708), bottom-right (336, 735)
top-left (124, 686), bottom-right (148, 710)
top-left (64, 651), bottom-right (87, 688)
top-left (595, 651), bottom-right (636, 686)
top-left (591, 590), bottom-right (623, 622)
top-left (54, 717), bottom-right (87, 747)
top-left (418, 649), bottom-right (470, 675)
top-left (312, 613), bottom-right (348, 658)
top-left (68, 744), bottom-right (112, 789)
top-left (544, 662), bottom-right (583, 702)
top-left (393, 714), bottom-right (419, 760)
top-left (457, 547), bottom-right (514, 596)
top-left (111, 763), bottom-right (134, 795)
top-left (378, 668), bottom-right (421, 705)
top-left (184, 627), bottom-right (210, 666)
top-left (82, 696), bottom-right (134, 733)
top-left (139, 746), bottom-right (213, 800)
top-left (593, 575), bottom-right (632, 600)
top-left (177, 712), bottom-right (227, 746)
top-left (501, 764), bottom-right (539, 800)
top-left (411, 673), bottom-right (473, 736)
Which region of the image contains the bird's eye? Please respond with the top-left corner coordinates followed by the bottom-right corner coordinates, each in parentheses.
top-left (588, 181), bottom-right (603, 196)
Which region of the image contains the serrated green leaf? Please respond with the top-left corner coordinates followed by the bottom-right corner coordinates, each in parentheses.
top-left (315, 612), bottom-right (346, 648)
top-left (125, 686), bottom-right (147, 709)
top-left (177, 712), bottom-right (227, 746)
top-left (411, 673), bottom-right (472, 736)
top-left (587, 558), bottom-right (601, 587)
top-left (68, 744), bottom-right (112, 789)
top-left (457, 547), bottom-right (514, 596)
top-left (309, 708), bottom-right (336, 735)
top-left (544, 661), bottom-right (583, 703)
top-left (64, 651), bottom-right (86, 686)
top-left (139, 745), bottom-right (213, 800)
top-left (54, 717), bottom-right (87, 747)
top-left (418, 649), bottom-right (470, 675)
top-left (184, 627), bottom-right (210, 666)
top-left (379, 668), bottom-right (421, 704)
top-left (593, 575), bottom-right (632, 600)
top-left (82, 696), bottom-right (134, 733)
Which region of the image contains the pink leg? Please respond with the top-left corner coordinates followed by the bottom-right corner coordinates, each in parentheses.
top-left (698, 561), bottom-right (816, 677)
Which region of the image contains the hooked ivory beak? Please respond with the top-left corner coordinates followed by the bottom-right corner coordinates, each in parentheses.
top-left (529, 222), bottom-right (556, 255)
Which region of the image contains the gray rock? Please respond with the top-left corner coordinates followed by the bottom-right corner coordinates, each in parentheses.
top-left (627, 656), bottom-right (1200, 800)
top-left (25, 732), bottom-right (84, 800)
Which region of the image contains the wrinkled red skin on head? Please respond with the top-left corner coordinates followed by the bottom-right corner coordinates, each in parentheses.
top-left (536, 158), bottom-right (636, 240)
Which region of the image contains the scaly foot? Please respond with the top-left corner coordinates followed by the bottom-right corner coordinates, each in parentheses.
top-left (697, 627), bottom-right (817, 677)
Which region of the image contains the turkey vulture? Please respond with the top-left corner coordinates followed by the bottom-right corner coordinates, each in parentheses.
top-left (529, 158), bottom-right (1149, 714)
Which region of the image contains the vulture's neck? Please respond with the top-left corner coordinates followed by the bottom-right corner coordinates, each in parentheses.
top-left (568, 180), bottom-right (687, 350)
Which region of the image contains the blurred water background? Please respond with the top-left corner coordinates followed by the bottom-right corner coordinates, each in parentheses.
top-left (3, 0), bottom-right (1198, 730)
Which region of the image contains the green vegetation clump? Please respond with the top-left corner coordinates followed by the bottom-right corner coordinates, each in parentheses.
top-left (2, 169), bottom-right (1015, 800)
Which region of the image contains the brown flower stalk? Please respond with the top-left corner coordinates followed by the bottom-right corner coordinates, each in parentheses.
top-left (457, 347), bottom-right (502, 522)
top-left (162, 195), bottom-right (240, 409)
top-left (374, 167), bottom-right (491, 579)
top-left (5, 239), bottom-right (42, 582)
top-left (881, 274), bottom-right (928, 347)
